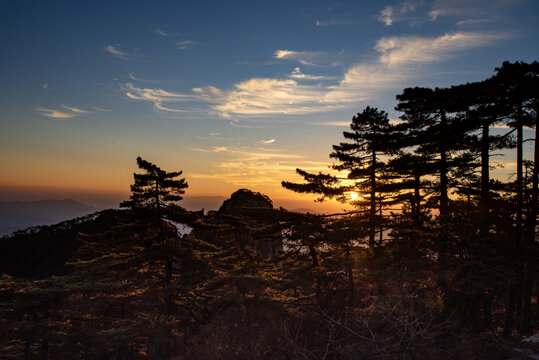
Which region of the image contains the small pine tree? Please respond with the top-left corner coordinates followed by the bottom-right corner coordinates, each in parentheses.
top-left (120, 156), bottom-right (188, 209)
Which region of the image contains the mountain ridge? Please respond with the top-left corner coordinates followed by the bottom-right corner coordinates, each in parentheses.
top-left (0, 199), bottom-right (96, 236)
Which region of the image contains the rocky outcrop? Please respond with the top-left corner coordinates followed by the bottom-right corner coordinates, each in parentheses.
top-left (193, 189), bottom-right (282, 259)
top-left (218, 189), bottom-right (273, 216)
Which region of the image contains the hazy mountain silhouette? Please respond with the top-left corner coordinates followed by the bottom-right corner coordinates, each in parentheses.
top-left (0, 199), bottom-right (95, 236)
top-left (291, 208), bottom-right (319, 214)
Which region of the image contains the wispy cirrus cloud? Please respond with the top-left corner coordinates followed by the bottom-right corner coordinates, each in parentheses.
top-left (176, 40), bottom-right (194, 50)
top-left (105, 45), bottom-right (141, 60)
top-left (35, 108), bottom-right (76, 119)
top-left (154, 28), bottom-right (180, 37)
top-left (324, 63), bottom-right (408, 103)
top-left (61, 105), bottom-right (90, 114)
top-left (289, 67), bottom-right (337, 81)
top-left (122, 31), bottom-right (506, 119)
top-left (128, 72), bottom-right (164, 83)
top-left (377, 0), bottom-right (422, 26)
top-left (455, 18), bottom-right (493, 26)
top-left (123, 82), bottom-right (199, 113)
top-left (274, 50), bottom-right (329, 66)
top-left (325, 31), bottom-right (503, 102)
top-left (312, 121), bottom-right (351, 127)
top-left (428, 0), bottom-right (506, 20)
top-left (191, 145), bottom-right (301, 160)
top-left (35, 105), bottom-right (90, 119)
top-left (193, 77), bottom-right (341, 118)
top-left (377, 0), bottom-right (517, 26)
top-left (375, 32), bottom-right (505, 66)
top-left (257, 138), bottom-right (276, 145)
top-left (189, 145), bottom-right (327, 186)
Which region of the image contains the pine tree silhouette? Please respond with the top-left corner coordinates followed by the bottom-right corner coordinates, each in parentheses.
top-left (120, 156), bottom-right (188, 209)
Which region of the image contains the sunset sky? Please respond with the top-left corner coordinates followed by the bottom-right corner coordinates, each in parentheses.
top-left (1, 0), bottom-right (538, 211)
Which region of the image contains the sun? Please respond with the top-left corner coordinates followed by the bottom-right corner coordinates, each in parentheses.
top-left (347, 191), bottom-right (360, 201)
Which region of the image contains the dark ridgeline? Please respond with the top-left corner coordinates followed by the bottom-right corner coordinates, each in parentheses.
top-left (0, 61), bottom-right (538, 359)
top-left (0, 199), bottom-right (95, 236)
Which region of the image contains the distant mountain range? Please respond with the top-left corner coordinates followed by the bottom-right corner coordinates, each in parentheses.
top-left (290, 208), bottom-right (319, 214)
top-left (0, 199), bottom-right (95, 236)
top-left (0, 196), bottom-right (321, 237)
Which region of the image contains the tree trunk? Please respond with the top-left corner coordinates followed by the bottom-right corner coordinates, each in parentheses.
top-left (379, 192), bottom-right (383, 245)
top-left (522, 109), bottom-right (538, 334)
top-left (370, 150), bottom-right (377, 248)
top-left (504, 281), bottom-right (517, 336)
top-left (309, 245), bottom-right (322, 302)
top-left (345, 245), bottom-right (355, 303)
top-left (479, 117), bottom-right (490, 238)
top-left (439, 111), bottom-right (449, 219)
top-left (414, 174), bottom-right (421, 221)
top-left (522, 264), bottom-right (533, 334)
top-left (516, 111), bottom-right (523, 245)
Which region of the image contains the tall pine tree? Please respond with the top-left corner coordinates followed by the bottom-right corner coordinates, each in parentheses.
top-left (121, 157), bottom-right (188, 209)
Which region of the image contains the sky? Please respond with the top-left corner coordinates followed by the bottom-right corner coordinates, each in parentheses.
top-left (1, 0), bottom-right (538, 211)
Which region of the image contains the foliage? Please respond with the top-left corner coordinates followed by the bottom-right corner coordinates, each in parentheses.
top-left (120, 157), bottom-right (188, 209)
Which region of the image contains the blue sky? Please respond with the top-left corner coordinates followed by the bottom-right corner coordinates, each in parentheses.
top-left (1, 0), bottom-right (538, 210)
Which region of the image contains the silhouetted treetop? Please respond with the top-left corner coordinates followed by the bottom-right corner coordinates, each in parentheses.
top-left (120, 156), bottom-right (188, 209)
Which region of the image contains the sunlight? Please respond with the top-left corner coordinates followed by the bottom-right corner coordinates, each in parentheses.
top-left (347, 191), bottom-right (361, 201)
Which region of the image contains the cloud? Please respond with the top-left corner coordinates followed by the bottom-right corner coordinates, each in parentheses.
top-left (428, 0), bottom-right (503, 20)
top-left (258, 138), bottom-right (276, 145)
top-left (128, 72), bottom-right (163, 83)
top-left (189, 145), bottom-right (327, 187)
top-left (36, 105), bottom-right (91, 119)
top-left (274, 50), bottom-right (327, 66)
top-left (61, 105), bottom-right (90, 114)
top-left (323, 62), bottom-right (409, 104)
top-left (375, 32), bottom-right (504, 66)
top-left (455, 18), bottom-right (493, 26)
top-left (192, 145), bottom-right (301, 160)
top-left (377, 0), bottom-right (516, 25)
top-left (122, 31), bottom-right (506, 119)
top-left (193, 78), bottom-right (342, 118)
top-left (376, 0), bottom-right (424, 26)
top-left (105, 45), bottom-right (140, 60)
top-left (176, 40), bottom-right (194, 50)
top-left (324, 32), bottom-right (504, 104)
top-left (35, 107), bottom-right (76, 119)
top-left (378, 6), bottom-right (395, 26)
top-left (312, 121), bottom-right (351, 127)
top-left (123, 82), bottom-right (199, 113)
top-left (289, 67), bottom-right (336, 80)
top-left (154, 28), bottom-right (180, 37)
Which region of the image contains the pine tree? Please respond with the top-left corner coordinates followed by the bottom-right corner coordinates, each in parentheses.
top-left (282, 107), bottom-right (393, 249)
top-left (120, 157), bottom-right (188, 209)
